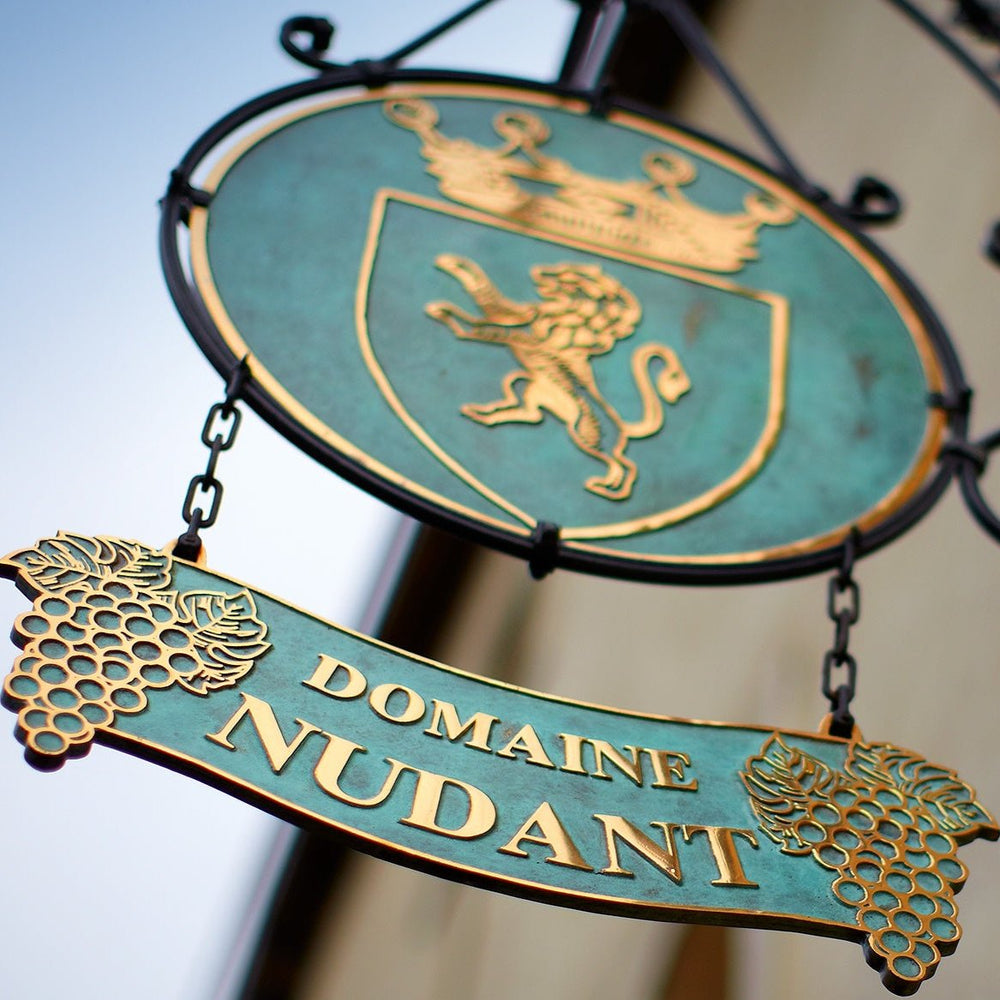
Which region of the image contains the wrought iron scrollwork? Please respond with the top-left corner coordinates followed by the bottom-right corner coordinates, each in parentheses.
top-left (626, 1), bottom-right (914, 226)
top-left (273, 1), bottom-right (995, 237)
top-left (279, 16), bottom-right (337, 73)
top-left (279, 0), bottom-right (501, 76)
top-left (843, 176), bottom-right (904, 226)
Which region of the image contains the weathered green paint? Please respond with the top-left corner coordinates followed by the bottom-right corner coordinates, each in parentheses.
top-left (190, 84), bottom-right (946, 569)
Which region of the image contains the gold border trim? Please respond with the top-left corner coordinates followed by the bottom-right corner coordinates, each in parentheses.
top-left (188, 82), bottom-right (947, 567)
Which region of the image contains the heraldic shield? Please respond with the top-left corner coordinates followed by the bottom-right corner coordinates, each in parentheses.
top-left (358, 194), bottom-right (788, 543)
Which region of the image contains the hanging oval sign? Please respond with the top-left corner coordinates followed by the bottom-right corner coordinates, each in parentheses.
top-left (163, 78), bottom-right (958, 583)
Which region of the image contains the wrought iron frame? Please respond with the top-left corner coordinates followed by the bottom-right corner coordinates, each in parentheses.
top-left (160, 0), bottom-right (1000, 585)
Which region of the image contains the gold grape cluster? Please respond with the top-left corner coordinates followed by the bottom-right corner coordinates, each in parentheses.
top-left (743, 735), bottom-right (997, 996)
top-left (5, 581), bottom-right (201, 760)
top-left (1, 532), bottom-right (270, 769)
top-left (793, 787), bottom-right (964, 991)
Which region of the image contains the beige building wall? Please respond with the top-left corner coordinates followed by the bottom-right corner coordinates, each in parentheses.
top-left (293, 3), bottom-right (1000, 998)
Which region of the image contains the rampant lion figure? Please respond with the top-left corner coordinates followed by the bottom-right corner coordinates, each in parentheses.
top-left (425, 253), bottom-right (691, 501)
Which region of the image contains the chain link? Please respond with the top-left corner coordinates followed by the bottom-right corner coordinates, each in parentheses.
top-left (821, 528), bottom-right (862, 737)
top-left (175, 359), bottom-right (249, 560)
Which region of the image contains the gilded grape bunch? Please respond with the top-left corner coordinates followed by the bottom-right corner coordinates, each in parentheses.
top-left (1, 532), bottom-right (271, 768)
top-left (743, 735), bottom-right (998, 995)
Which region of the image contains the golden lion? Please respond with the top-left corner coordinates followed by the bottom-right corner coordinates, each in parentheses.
top-left (425, 254), bottom-right (690, 501)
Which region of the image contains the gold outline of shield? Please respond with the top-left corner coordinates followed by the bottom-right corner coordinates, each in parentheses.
top-left (358, 188), bottom-right (790, 542)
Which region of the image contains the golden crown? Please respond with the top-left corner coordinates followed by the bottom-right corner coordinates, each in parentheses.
top-left (384, 97), bottom-right (795, 274)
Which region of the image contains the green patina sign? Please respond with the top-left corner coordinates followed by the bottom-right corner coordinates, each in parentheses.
top-left (3, 533), bottom-right (994, 995)
top-left (181, 82), bottom-right (949, 578)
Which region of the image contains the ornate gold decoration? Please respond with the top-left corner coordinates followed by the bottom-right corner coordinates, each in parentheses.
top-left (426, 254), bottom-right (691, 501)
top-left (385, 97), bottom-right (795, 273)
top-left (1, 533), bottom-right (270, 768)
top-left (743, 734), bottom-right (999, 995)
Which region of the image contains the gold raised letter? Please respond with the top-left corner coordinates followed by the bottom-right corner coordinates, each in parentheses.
top-left (590, 740), bottom-right (644, 786)
top-left (495, 724), bottom-right (556, 769)
top-left (557, 732), bottom-right (588, 775)
top-left (498, 801), bottom-right (593, 870)
top-left (594, 815), bottom-right (683, 881)
top-left (313, 733), bottom-right (408, 807)
top-left (302, 654), bottom-right (367, 700)
top-left (206, 693), bottom-right (319, 774)
top-left (682, 826), bottom-right (760, 887)
top-left (368, 682), bottom-right (426, 725)
top-left (644, 749), bottom-right (698, 791)
top-left (423, 699), bottom-right (498, 752)
top-left (400, 767), bottom-right (497, 839)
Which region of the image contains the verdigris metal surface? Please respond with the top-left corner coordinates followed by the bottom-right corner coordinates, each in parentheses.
top-left (3, 533), bottom-right (995, 995)
top-left (175, 82), bottom-right (950, 580)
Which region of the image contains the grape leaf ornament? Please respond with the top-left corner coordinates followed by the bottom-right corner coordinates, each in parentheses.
top-left (742, 734), bottom-right (999, 995)
top-left (1, 532), bottom-right (271, 769)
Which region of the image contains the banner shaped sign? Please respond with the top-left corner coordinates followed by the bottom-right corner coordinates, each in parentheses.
top-left (3, 533), bottom-right (995, 995)
top-left (164, 80), bottom-right (959, 583)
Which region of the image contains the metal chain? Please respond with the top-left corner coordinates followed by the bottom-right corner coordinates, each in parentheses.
top-left (174, 358), bottom-right (249, 560)
top-left (821, 528), bottom-right (862, 738)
